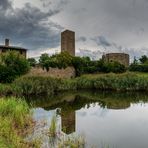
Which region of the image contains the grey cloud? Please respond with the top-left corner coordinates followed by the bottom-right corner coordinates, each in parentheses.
top-left (0, 0), bottom-right (64, 50)
top-left (77, 36), bottom-right (87, 42)
top-left (92, 36), bottom-right (111, 47)
top-left (40, 0), bottom-right (69, 10)
top-left (0, 0), bottom-right (11, 10)
top-left (91, 35), bottom-right (148, 61)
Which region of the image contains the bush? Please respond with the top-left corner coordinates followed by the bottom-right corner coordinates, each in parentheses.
top-left (103, 61), bottom-right (126, 73)
top-left (0, 51), bottom-right (30, 83)
top-left (129, 63), bottom-right (148, 72)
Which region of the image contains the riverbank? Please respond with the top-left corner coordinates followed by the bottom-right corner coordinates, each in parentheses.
top-left (0, 98), bottom-right (40, 147)
top-left (0, 72), bottom-right (147, 96)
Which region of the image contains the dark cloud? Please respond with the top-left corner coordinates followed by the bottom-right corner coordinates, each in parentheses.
top-left (0, 0), bottom-right (11, 10)
top-left (92, 36), bottom-right (111, 47)
top-left (91, 35), bottom-right (148, 61)
top-left (0, 0), bottom-right (65, 50)
top-left (77, 36), bottom-right (87, 42)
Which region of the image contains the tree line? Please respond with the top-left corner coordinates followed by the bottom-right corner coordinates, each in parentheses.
top-left (0, 51), bottom-right (147, 83)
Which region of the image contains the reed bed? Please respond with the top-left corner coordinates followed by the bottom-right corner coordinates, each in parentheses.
top-left (12, 73), bottom-right (148, 96)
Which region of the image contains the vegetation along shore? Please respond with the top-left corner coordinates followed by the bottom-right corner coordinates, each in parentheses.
top-left (0, 51), bottom-right (147, 96)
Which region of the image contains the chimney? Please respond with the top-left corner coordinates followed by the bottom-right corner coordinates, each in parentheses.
top-left (5, 39), bottom-right (9, 46)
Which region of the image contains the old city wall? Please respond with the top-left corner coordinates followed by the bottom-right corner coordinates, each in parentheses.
top-left (28, 66), bottom-right (76, 78)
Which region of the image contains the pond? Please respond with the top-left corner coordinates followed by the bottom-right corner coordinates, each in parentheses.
top-left (26, 91), bottom-right (148, 148)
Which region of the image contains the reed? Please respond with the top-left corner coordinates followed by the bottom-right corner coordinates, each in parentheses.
top-left (10, 72), bottom-right (148, 96)
top-left (0, 97), bottom-right (40, 147)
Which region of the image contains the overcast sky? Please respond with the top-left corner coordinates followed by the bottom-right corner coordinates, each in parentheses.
top-left (0, 0), bottom-right (148, 60)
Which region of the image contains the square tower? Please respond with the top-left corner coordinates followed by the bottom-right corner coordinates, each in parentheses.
top-left (61, 30), bottom-right (75, 56)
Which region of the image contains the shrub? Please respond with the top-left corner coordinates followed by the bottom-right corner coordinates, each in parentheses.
top-left (0, 51), bottom-right (30, 83)
top-left (103, 61), bottom-right (126, 73)
top-left (129, 63), bottom-right (148, 72)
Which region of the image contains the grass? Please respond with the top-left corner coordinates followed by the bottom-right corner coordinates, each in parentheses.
top-left (57, 135), bottom-right (85, 148)
top-left (48, 115), bottom-right (86, 148)
top-left (0, 97), bottom-right (40, 147)
top-left (0, 72), bottom-right (147, 96)
top-left (77, 72), bottom-right (148, 91)
top-left (49, 115), bottom-right (57, 138)
top-left (0, 83), bottom-right (13, 96)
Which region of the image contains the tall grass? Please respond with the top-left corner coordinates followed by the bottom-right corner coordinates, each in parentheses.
top-left (0, 84), bottom-right (13, 96)
top-left (48, 115), bottom-right (85, 148)
top-left (12, 73), bottom-right (148, 96)
top-left (49, 115), bottom-right (57, 137)
top-left (0, 97), bottom-right (39, 147)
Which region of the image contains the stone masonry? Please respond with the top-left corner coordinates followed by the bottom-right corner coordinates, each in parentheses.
top-left (102, 53), bottom-right (130, 67)
top-left (61, 30), bottom-right (75, 56)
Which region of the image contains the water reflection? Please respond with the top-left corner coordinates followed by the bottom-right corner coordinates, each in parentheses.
top-left (26, 90), bottom-right (148, 111)
top-left (26, 91), bottom-right (148, 147)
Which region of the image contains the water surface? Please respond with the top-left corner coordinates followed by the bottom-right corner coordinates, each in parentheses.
top-left (27, 91), bottom-right (148, 148)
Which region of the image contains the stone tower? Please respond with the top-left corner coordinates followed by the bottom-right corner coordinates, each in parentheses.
top-left (61, 30), bottom-right (75, 56)
top-left (102, 53), bottom-right (130, 67)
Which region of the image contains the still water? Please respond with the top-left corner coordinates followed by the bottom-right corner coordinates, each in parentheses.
top-left (27, 91), bottom-right (148, 148)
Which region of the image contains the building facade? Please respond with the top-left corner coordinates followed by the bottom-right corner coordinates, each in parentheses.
top-left (61, 30), bottom-right (75, 56)
top-left (102, 53), bottom-right (130, 67)
top-left (0, 39), bottom-right (27, 58)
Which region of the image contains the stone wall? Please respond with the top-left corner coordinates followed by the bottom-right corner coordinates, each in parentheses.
top-left (28, 66), bottom-right (76, 78)
top-left (102, 53), bottom-right (130, 67)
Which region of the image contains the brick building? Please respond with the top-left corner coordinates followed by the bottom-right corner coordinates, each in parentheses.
top-left (0, 39), bottom-right (27, 58)
top-left (61, 30), bottom-right (75, 56)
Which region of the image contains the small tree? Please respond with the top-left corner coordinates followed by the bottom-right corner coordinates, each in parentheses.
top-left (139, 55), bottom-right (148, 64)
top-left (39, 53), bottom-right (50, 71)
top-left (0, 50), bottom-right (30, 83)
top-left (28, 58), bottom-right (37, 67)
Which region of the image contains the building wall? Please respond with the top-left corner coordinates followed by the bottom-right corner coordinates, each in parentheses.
top-left (102, 53), bottom-right (129, 67)
top-left (28, 66), bottom-right (76, 78)
top-left (61, 30), bottom-right (75, 56)
top-left (0, 48), bottom-right (27, 58)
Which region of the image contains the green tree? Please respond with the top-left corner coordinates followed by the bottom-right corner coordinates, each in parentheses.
top-left (39, 53), bottom-right (50, 71)
top-left (28, 58), bottom-right (37, 67)
top-left (139, 55), bottom-right (148, 64)
top-left (39, 52), bottom-right (73, 71)
top-left (0, 50), bottom-right (30, 83)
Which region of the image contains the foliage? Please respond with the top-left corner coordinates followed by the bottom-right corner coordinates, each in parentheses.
top-left (0, 51), bottom-right (30, 83)
top-left (49, 116), bottom-right (57, 137)
top-left (129, 55), bottom-right (148, 72)
top-left (0, 98), bottom-right (37, 147)
top-left (13, 76), bottom-right (58, 96)
top-left (102, 61), bottom-right (126, 73)
top-left (139, 55), bottom-right (148, 64)
top-left (38, 52), bottom-right (126, 76)
top-left (13, 73), bottom-right (148, 97)
top-left (39, 52), bottom-right (73, 71)
top-left (129, 63), bottom-right (148, 72)
top-left (28, 58), bottom-right (37, 67)
top-left (0, 83), bottom-right (13, 96)
top-left (39, 53), bottom-right (50, 71)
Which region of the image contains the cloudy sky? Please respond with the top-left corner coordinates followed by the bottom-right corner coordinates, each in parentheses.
top-left (0, 0), bottom-right (148, 60)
